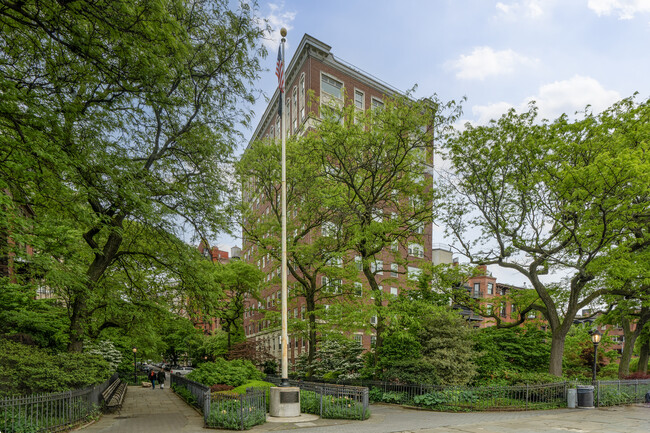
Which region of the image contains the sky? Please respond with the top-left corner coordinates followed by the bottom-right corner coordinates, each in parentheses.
top-left (214, 0), bottom-right (650, 286)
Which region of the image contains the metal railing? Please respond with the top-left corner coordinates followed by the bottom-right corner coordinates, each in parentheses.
top-left (361, 381), bottom-right (567, 411)
top-left (206, 389), bottom-right (266, 430)
top-left (0, 373), bottom-right (118, 433)
top-left (582, 379), bottom-right (650, 407)
top-left (169, 373), bottom-right (211, 424)
top-left (265, 376), bottom-right (369, 419)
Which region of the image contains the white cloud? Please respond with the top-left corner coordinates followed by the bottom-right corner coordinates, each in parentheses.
top-left (448, 47), bottom-right (538, 80)
top-left (587, 0), bottom-right (650, 19)
top-left (495, 0), bottom-right (547, 19)
top-left (471, 75), bottom-right (621, 123)
top-left (260, 2), bottom-right (296, 52)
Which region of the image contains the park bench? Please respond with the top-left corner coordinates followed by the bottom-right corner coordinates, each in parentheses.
top-left (102, 378), bottom-right (127, 412)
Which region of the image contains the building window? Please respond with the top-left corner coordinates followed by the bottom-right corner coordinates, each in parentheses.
top-left (473, 283), bottom-right (481, 297)
top-left (486, 304), bottom-right (493, 315)
top-left (371, 260), bottom-right (383, 275)
top-left (407, 266), bottom-right (421, 280)
top-left (390, 287), bottom-right (398, 296)
top-left (370, 315), bottom-right (377, 325)
top-left (371, 97), bottom-right (384, 110)
top-left (300, 73), bottom-right (305, 96)
top-left (301, 305), bottom-right (306, 319)
top-left (408, 243), bottom-right (424, 258)
top-left (500, 304), bottom-right (507, 317)
top-left (321, 74), bottom-right (343, 99)
top-left (355, 255), bottom-right (363, 271)
top-left (391, 263), bottom-right (398, 277)
top-left (487, 283), bottom-right (494, 295)
top-left (354, 282), bottom-right (363, 297)
top-left (321, 221), bottom-right (336, 237)
top-left (370, 335), bottom-right (376, 347)
top-left (354, 89), bottom-right (364, 109)
top-left (391, 240), bottom-right (399, 252)
top-left (354, 334), bottom-right (363, 345)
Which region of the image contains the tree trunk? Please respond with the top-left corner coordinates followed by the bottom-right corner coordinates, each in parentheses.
top-left (372, 293), bottom-right (385, 372)
top-left (618, 318), bottom-right (639, 379)
top-left (67, 295), bottom-right (87, 352)
top-left (307, 296), bottom-right (317, 378)
top-left (638, 339), bottom-right (649, 373)
top-left (549, 330), bottom-right (567, 377)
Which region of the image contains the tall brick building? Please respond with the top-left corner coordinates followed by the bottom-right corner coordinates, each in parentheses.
top-left (240, 34), bottom-right (443, 366)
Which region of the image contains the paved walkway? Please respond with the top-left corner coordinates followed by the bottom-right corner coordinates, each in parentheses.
top-left (79, 386), bottom-right (650, 433)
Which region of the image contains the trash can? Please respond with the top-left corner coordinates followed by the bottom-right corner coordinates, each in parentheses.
top-left (567, 388), bottom-right (577, 408)
top-left (577, 385), bottom-right (594, 408)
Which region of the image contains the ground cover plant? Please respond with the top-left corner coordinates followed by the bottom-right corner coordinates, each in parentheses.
top-left (300, 390), bottom-right (370, 420)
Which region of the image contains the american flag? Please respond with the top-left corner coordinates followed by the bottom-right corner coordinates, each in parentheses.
top-left (275, 45), bottom-right (284, 94)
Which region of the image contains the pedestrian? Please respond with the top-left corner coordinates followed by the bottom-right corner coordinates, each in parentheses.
top-left (157, 369), bottom-right (166, 390)
top-left (148, 369), bottom-right (156, 389)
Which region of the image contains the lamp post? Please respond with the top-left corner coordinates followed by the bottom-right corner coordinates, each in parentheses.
top-left (590, 330), bottom-right (602, 382)
top-left (132, 347), bottom-right (137, 384)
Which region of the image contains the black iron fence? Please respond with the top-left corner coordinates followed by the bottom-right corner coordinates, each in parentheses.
top-left (588, 379), bottom-right (650, 407)
top-left (169, 373), bottom-right (211, 423)
top-left (170, 374), bottom-right (267, 430)
top-left (0, 373), bottom-right (118, 433)
top-left (265, 376), bottom-right (370, 419)
top-left (283, 377), bottom-right (650, 411)
top-left (206, 389), bottom-right (266, 430)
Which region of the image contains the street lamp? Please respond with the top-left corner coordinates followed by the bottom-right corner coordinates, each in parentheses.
top-left (590, 330), bottom-right (602, 382)
top-left (132, 347), bottom-right (137, 384)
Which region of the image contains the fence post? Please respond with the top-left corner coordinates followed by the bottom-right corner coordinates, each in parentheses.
top-left (525, 384), bottom-right (529, 410)
top-left (319, 386), bottom-right (323, 417)
top-left (203, 390), bottom-right (210, 426)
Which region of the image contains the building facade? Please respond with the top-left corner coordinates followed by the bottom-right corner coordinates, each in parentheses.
top-left (240, 34), bottom-right (437, 366)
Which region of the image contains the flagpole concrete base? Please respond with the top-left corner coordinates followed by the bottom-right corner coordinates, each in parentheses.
top-left (269, 386), bottom-right (301, 418)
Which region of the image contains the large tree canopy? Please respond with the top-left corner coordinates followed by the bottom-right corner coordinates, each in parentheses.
top-left (438, 97), bottom-right (650, 376)
top-left (0, 0), bottom-right (266, 350)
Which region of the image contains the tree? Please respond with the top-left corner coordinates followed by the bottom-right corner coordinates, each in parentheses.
top-left (208, 260), bottom-right (263, 349)
top-left (0, 0), bottom-right (266, 350)
top-left (438, 98), bottom-right (650, 376)
top-left (302, 93), bottom-right (462, 364)
top-left (236, 136), bottom-right (357, 374)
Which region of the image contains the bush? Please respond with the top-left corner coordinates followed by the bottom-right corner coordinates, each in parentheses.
top-left (171, 383), bottom-right (197, 407)
top-left (0, 339), bottom-right (112, 396)
top-left (413, 390), bottom-right (478, 409)
top-left (186, 358), bottom-right (262, 387)
top-left (300, 390), bottom-right (369, 420)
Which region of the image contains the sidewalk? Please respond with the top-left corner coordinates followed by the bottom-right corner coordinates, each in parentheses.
top-left (80, 385), bottom-right (650, 433)
top-left (79, 384), bottom-right (205, 433)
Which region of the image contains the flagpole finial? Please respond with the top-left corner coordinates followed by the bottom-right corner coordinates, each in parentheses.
top-left (280, 27), bottom-right (287, 37)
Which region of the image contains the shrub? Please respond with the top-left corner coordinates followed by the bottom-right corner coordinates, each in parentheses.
top-left (171, 383), bottom-right (197, 407)
top-left (186, 358), bottom-right (262, 387)
top-left (0, 339), bottom-right (112, 396)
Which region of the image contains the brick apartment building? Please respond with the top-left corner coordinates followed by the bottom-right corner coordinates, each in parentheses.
top-left (239, 34), bottom-right (441, 366)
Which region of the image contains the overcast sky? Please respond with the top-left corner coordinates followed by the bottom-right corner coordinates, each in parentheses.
top-left (215, 0), bottom-right (650, 285)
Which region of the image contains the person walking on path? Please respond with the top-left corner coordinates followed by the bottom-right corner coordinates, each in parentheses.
top-left (148, 369), bottom-right (157, 389)
top-left (157, 369), bottom-right (166, 390)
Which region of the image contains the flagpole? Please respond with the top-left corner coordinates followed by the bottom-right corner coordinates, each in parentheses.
top-left (279, 27), bottom-right (289, 387)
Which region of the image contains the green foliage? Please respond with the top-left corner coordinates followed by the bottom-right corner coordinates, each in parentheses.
top-left (416, 307), bottom-right (477, 385)
top-left (208, 393), bottom-right (266, 430)
top-left (412, 390), bottom-right (478, 410)
top-left (0, 340), bottom-right (111, 396)
top-left (171, 383), bottom-right (197, 407)
top-left (294, 338), bottom-right (364, 380)
top-left (472, 326), bottom-right (551, 383)
top-left (300, 390), bottom-right (369, 420)
top-left (186, 358), bottom-right (262, 387)
top-left (0, 0), bottom-right (267, 351)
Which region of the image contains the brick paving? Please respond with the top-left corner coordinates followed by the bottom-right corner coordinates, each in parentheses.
top-left (78, 385), bottom-right (650, 433)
